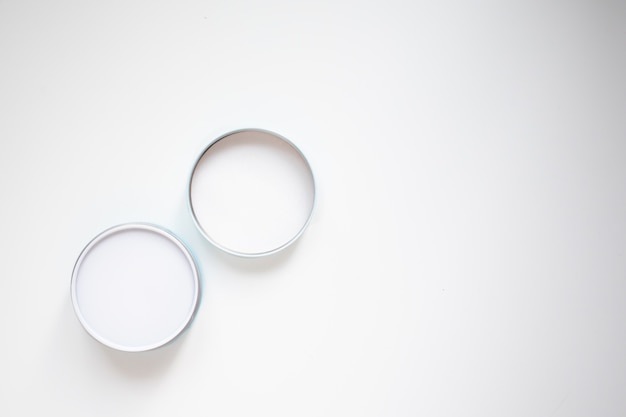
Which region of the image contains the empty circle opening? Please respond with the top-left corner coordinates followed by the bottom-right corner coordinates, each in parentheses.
top-left (188, 129), bottom-right (315, 257)
top-left (71, 224), bottom-right (200, 352)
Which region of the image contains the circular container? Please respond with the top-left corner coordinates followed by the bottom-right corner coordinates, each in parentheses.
top-left (71, 223), bottom-right (201, 352)
top-left (188, 128), bottom-right (316, 257)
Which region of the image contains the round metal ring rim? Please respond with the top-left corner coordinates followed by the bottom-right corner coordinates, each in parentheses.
top-left (70, 223), bottom-right (201, 352)
top-left (187, 128), bottom-right (316, 258)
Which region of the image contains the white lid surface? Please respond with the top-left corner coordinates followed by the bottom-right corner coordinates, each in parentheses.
top-left (71, 224), bottom-right (200, 352)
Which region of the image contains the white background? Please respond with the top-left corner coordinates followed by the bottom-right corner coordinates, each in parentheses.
top-left (1, 1), bottom-right (625, 416)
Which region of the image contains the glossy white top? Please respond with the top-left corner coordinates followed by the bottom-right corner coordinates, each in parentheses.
top-left (71, 224), bottom-right (200, 352)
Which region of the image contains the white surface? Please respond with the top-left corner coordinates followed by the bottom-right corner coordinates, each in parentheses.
top-left (72, 224), bottom-right (199, 351)
top-left (1, 1), bottom-right (625, 416)
top-left (189, 129), bottom-right (315, 255)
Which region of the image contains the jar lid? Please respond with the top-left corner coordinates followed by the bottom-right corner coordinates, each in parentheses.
top-left (71, 223), bottom-right (200, 352)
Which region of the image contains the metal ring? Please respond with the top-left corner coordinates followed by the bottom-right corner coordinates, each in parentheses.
top-left (188, 128), bottom-right (316, 257)
top-left (71, 223), bottom-right (201, 352)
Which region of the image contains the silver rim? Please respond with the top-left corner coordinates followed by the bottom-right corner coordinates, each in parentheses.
top-left (187, 128), bottom-right (316, 257)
